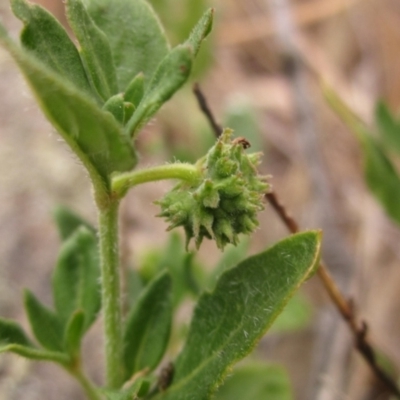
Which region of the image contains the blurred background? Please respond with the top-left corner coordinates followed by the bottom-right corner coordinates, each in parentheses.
top-left (1, 0), bottom-right (400, 399)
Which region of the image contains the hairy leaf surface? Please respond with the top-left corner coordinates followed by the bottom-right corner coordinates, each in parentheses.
top-left (155, 231), bottom-right (321, 400)
top-left (126, 45), bottom-right (193, 137)
top-left (66, 0), bottom-right (118, 101)
top-left (82, 0), bottom-right (169, 91)
top-left (11, 0), bottom-right (94, 99)
top-left (213, 363), bottom-right (292, 400)
top-left (0, 30), bottom-right (137, 181)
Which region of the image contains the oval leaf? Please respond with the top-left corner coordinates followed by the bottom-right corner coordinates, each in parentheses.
top-left (0, 31), bottom-right (137, 181)
top-left (154, 231), bottom-right (321, 400)
top-left (24, 290), bottom-right (64, 352)
top-left (11, 0), bottom-right (95, 100)
top-left (213, 363), bottom-right (292, 400)
top-left (66, 0), bottom-right (118, 101)
top-left (52, 227), bottom-right (101, 331)
top-left (123, 271), bottom-right (173, 378)
top-left (83, 0), bottom-right (169, 91)
top-left (0, 318), bottom-right (33, 347)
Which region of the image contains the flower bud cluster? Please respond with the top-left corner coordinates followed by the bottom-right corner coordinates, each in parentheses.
top-left (156, 129), bottom-right (269, 249)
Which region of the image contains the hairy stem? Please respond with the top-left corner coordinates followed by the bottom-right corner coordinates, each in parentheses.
top-left (112, 163), bottom-right (201, 198)
top-left (98, 199), bottom-right (123, 388)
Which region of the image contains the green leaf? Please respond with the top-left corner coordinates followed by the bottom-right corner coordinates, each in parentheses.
top-left (103, 94), bottom-right (125, 125)
top-left (123, 271), bottom-right (173, 378)
top-left (66, 0), bottom-right (118, 101)
top-left (154, 231), bottom-right (321, 400)
top-left (213, 363), bottom-right (292, 400)
top-left (126, 10), bottom-right (213, 138)
top-left (52, 227), bottom-right (101, 330)
top-left (361, 137), bottom-right (400, 225)
top-left (126, 45), bottom-right (193, 138)
top-left (0, 30), bottom-right (137, 181)
top-left (11, 0), bottom-right (94, 100)
top-left (63, 310), bottom-right (85, 358)
top-left (53, 205), bottom-right (95, 241)
top-left (123, 102), bottom-right (135, 126)
top-left (126, 268), bottom-right (144, 309)
top-left (376, 101), bottom-right (400, 154)
top-left (24, 290), bottom-right (64, 352)
top-left (324, 86), bottom-right (400, 226)
top-left (0, 344), bottom-right (69, 365)
top-left (185, 8), bottom-right (213, 57)
top-left (83, 0), bottom-right (169, 91)
top-left (0, 318), bottom-right (33, 347)
top-left (162, 234), bottom-right (202, 305)
top-left (269, 293), bottom-right (312, 333)
top-left (124, 73), bottom-right (145, 108)
top-left (208, 238), bottom-right (249, 290)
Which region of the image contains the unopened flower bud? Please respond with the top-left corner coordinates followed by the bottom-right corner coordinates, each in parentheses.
top-left (155, 129), bottom-right (269, 250)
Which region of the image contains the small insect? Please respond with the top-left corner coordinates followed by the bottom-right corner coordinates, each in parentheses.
top-left (158, 362), bottom-right (174, 391)
top-left (232, 136), bottom-right (251, 149)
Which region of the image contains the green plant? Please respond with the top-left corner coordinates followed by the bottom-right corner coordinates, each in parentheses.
top-left (0, 1), bottom-right (322, 399)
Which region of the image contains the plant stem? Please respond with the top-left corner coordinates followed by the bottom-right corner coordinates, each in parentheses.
top-left (112, 163), bottom-right (200, 198)
top-left (69, 366), bottom-right (103, 400)
top-left (98, 199), bottom-right (123, 389)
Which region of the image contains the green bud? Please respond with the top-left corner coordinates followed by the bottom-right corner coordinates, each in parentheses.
top-left (155, 129), bottom-right (269, 250)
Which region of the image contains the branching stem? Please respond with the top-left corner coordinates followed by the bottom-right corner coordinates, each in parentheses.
top-left (112, 163), bottom-right (201, 198)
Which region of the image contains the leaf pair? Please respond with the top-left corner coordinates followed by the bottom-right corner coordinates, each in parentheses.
top-left (0, 208), bottom-right (100, 364)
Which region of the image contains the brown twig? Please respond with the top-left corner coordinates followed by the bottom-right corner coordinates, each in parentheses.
top-left (193, 83), bottom-right (223, 137)
top-left (193, 86), bottom-right (400, 398)
top-left (265, 191), bottom-right (400, 398)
